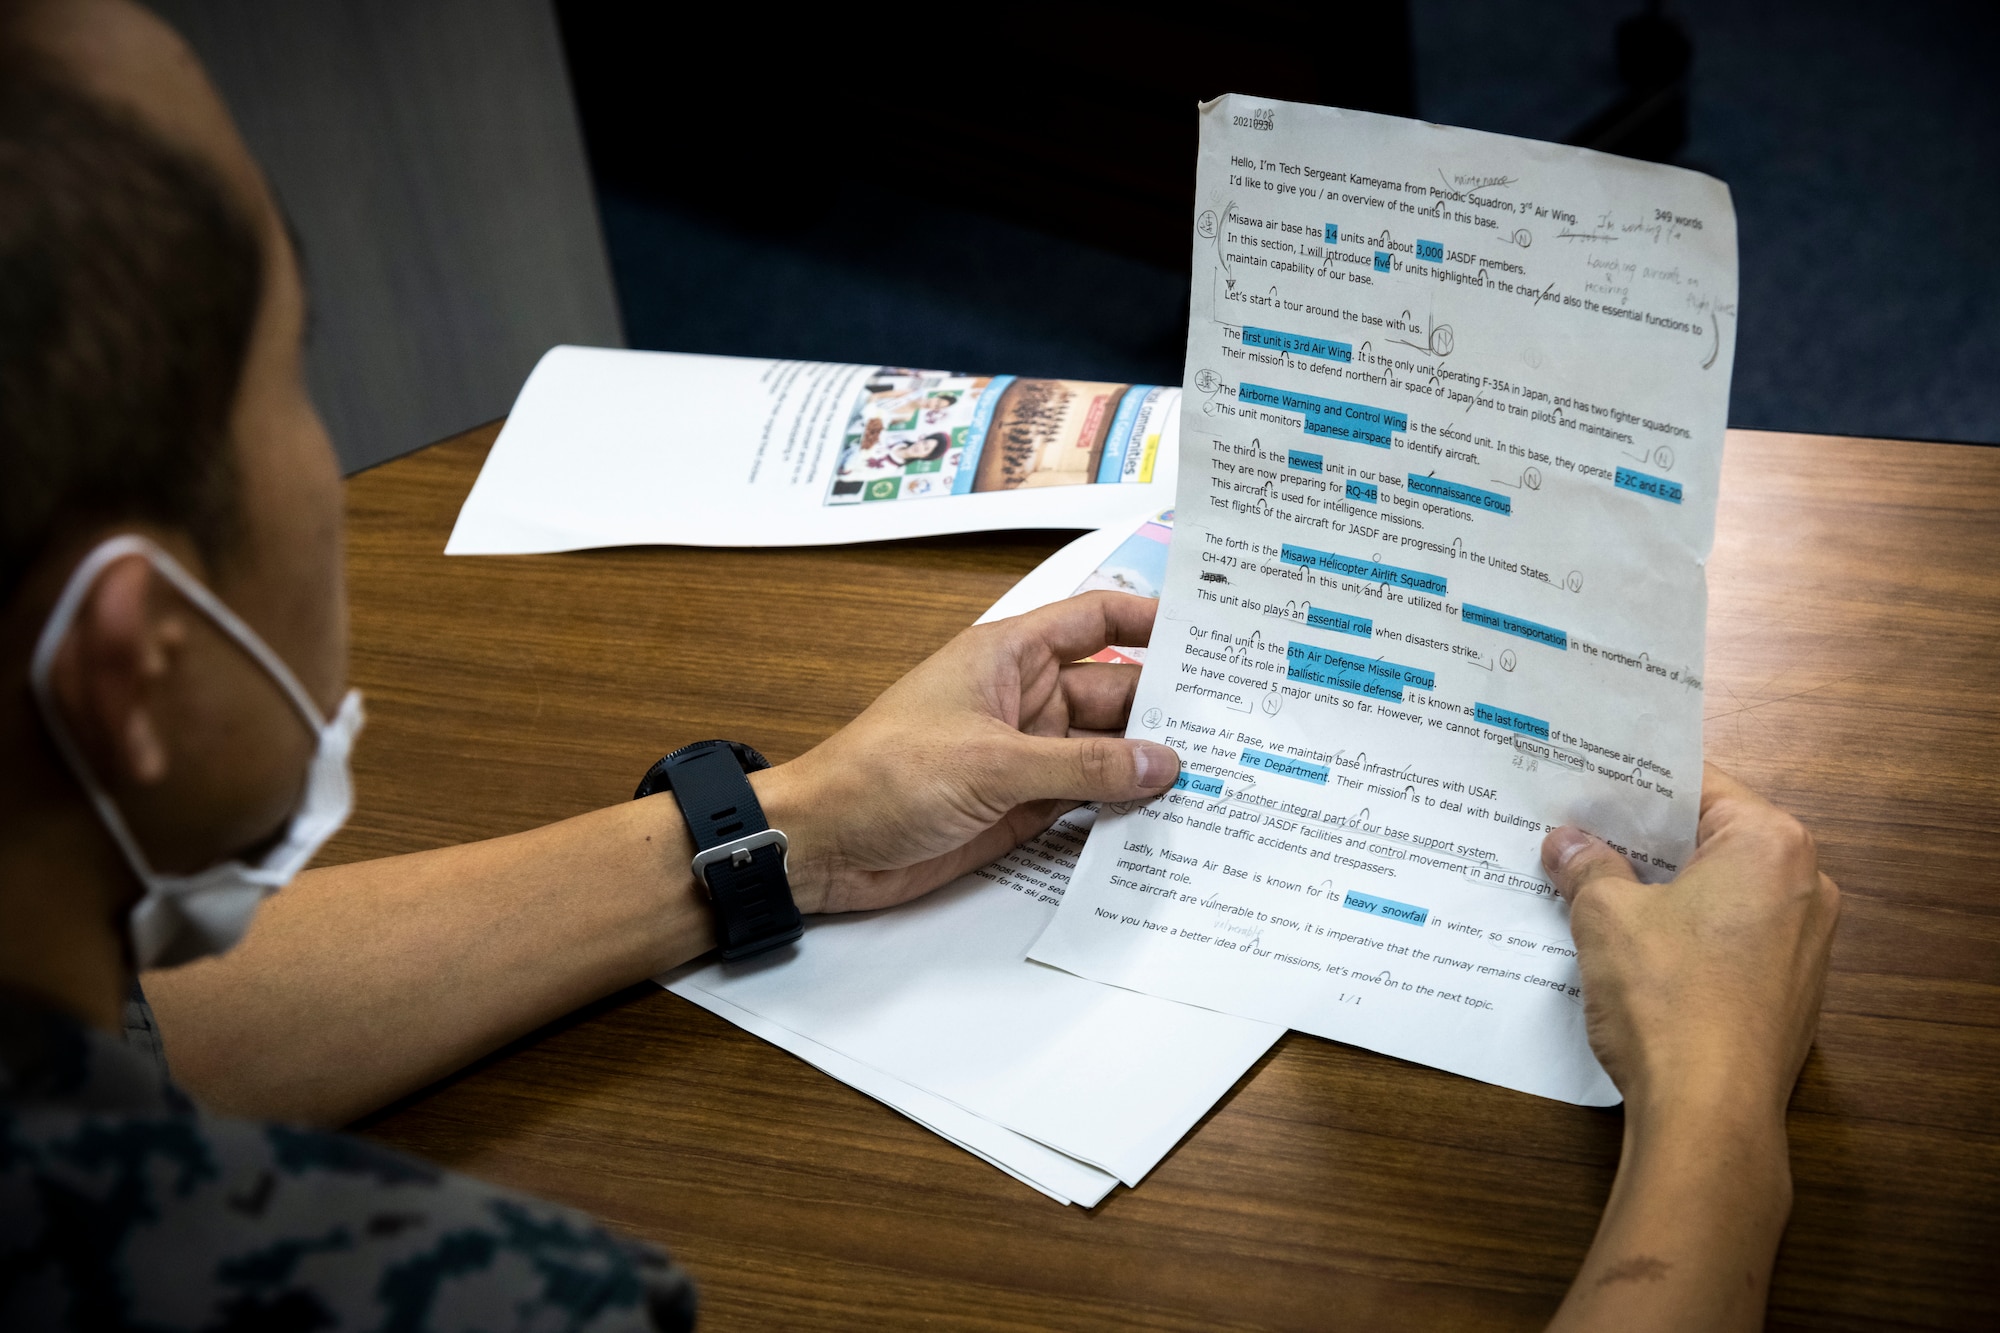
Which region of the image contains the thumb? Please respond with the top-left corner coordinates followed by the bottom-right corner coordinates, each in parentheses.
top-left (995, 734), bottom-right (1181, 806)
top-left (1542, 826), bottom-right (1640, 903)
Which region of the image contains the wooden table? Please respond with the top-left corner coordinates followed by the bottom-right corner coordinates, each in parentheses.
top-left (335, 426), bottom-right (1999, 1331)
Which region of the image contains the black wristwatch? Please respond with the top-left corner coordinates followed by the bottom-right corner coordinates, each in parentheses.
top-left (635, 740), bottom-right (803, 960)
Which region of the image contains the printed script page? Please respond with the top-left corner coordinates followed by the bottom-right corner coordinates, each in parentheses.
top-left (1030, 96), bottom-right (1738, 1105)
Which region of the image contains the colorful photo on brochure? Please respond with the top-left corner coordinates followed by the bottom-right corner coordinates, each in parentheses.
top-left (825, 371), bottom-right (1173, 505)
top-left (1077, 510), bottom-right (1172, 666)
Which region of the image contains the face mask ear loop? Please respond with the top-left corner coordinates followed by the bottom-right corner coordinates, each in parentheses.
top-left (28, 535), bottom-right (184, 887)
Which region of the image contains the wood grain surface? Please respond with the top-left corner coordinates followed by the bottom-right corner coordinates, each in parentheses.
top-left (333, 425), bottom-right (1999, 1331)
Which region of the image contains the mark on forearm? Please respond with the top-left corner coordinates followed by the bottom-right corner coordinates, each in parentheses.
top-left (1595, 1255), bottom-right (1671, 1288)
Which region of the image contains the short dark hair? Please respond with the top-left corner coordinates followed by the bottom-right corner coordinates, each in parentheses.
top-left (0, 53), bottom-right (262, 605)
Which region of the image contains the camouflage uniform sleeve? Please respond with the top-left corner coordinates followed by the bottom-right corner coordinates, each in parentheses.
top-left (2, 1107), bottom-right (697, 1331)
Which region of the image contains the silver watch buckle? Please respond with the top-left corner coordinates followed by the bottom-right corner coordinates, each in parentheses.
top-left (690, 828), bottom-right (789, 897)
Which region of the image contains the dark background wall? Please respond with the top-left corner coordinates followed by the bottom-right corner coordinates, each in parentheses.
top-left (1412, 0), bottom-right (1997, 445)
top-left (567, 0), bottom-right (1998, 445)
top-left (158, 0), bottom-right (1997, 465)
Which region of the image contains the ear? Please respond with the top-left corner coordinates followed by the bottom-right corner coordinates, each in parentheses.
top-left (44, 554), bottom-right (189, 789)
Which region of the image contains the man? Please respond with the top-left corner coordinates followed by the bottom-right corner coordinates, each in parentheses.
top-left (0, 2), bottom-right (1840, 1329)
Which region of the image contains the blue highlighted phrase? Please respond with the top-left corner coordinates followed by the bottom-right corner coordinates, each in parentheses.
top-left (1306, 605), bottom-right (1373, 638)
top-left (1287, 449), bottom-right (1323, 474)
top-left (1374, 250), bottom-right (1392, 272)
top-left (1343, 889), bottom-right (1430, 927)
top-left (1281, 543), bottom-right (1447, 595)
top-left (1474, 702), bottom-right (1551, 740)
top-left (1415, 239), bottom-right (1444, 262)
top-left (1462, 603), bottom-right (1568, 650)
top-left (1345, 479), bottom-right (1378, 504)
top-left (1245, 326), bottom-right (1353, 363)
top-left (1324, 223), bottom-right (1339, 243)
top-left (1240, 747), bottom-right (1330, 785)
top-left (1287, 642), bottom-right (1436, 702)
top-left (1240, 384), bottom-right (1408, 449)
top-left (1173, 771), bottom-right (1224, 797)
top-left (1409, 473), bottom-right (1512, 515)
top-left (1615, 467), bottom-right (1684, 504)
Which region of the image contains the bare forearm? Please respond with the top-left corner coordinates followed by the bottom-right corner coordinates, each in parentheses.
top-left (1550, 1094), bottom-right (1792, 1333)
top-left (143, 792), bottom-right (711, 1125)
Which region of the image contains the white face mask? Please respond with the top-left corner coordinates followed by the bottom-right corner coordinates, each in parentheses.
top-left (29, 534), bottom-right (363, 970)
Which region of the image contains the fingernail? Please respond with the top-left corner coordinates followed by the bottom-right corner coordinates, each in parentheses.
top-left (1132, 741), bottom-right (1179, 792)
top-left (1543, 825), bottom-right (1593, 875)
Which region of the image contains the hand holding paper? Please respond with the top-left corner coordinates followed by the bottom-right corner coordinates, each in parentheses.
top-left (1542, 765), bottom-right (1841, 1119)
top-left (762, 591), bottom-right (1181, 915)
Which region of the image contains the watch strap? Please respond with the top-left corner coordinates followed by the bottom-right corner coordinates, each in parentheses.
top-left (664, 742), bottom-right (771, 846)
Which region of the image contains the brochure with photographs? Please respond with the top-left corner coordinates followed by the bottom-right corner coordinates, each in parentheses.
top-left (825, 372), bottom-right (1174, 505)
top-left (448, 348), bottom-right (1180, 554)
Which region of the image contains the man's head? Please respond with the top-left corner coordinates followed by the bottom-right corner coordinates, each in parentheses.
top-left (0, 0), bottom-right (349, 1016)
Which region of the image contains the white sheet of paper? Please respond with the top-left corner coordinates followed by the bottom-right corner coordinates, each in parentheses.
top-left (668, 808), bottom-right (1281, 1187)
top-left (446, 347), bottom-right (1179, 553)
top-left (663, 979), bottom-right (1117, 1207)
top-left (1030, 96), bottom-right (1737, 1106)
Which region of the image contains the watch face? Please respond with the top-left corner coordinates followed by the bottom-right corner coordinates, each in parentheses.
top-left (635, 739), bottom-right (771, 801)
